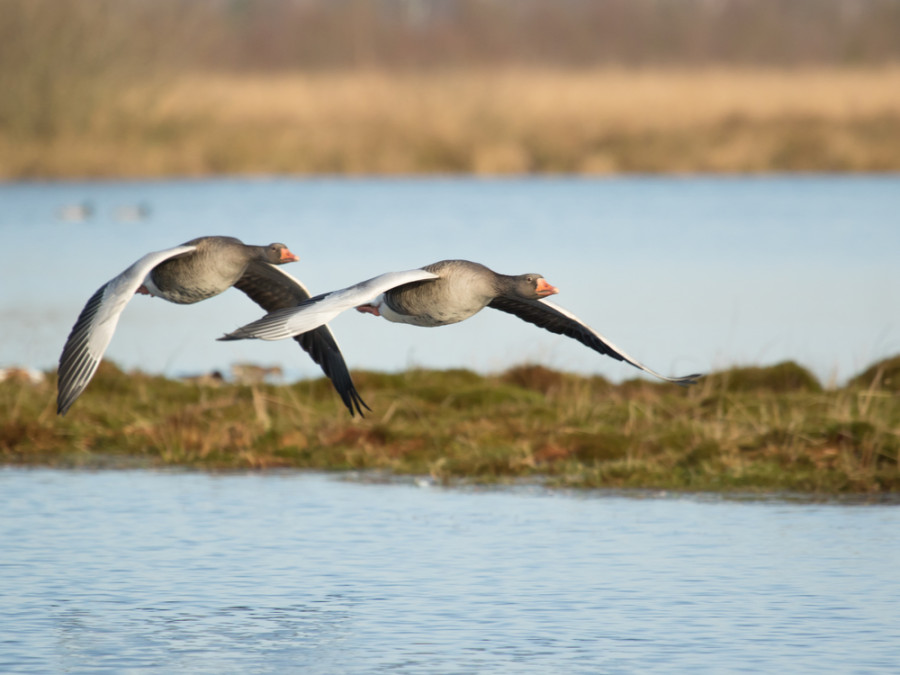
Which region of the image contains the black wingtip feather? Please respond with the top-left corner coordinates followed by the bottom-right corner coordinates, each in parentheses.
top-left (292, 326), bottom-right (371, 417)
top-left (231, 265), bottom-right (369, 416)
top-left (673, 373), bottom-right (703, 387)
top-left (347, 387), bottom-right (372, 418)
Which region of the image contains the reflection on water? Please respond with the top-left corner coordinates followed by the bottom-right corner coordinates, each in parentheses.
top-left (1, 468), bottom-right (898, 674)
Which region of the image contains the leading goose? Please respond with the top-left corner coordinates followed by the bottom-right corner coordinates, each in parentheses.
top-left (220, 259), bottom-right (701, 387)
top-left (57, 236), bottom-right (368, 416)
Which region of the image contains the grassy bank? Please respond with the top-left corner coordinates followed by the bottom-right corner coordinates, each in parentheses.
top-left (3, 67), bottom-right (900, 178)
top-left (2, 358), bottom-right (898, 495)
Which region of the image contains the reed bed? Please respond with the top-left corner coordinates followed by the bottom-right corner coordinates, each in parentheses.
top-left (3, 357), bottom-right (898, 495)
top-left (3, 67), bottom-right (900, 178)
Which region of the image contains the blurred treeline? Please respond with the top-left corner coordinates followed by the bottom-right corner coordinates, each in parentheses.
top-left (2, 0), bottom-right (900, 176)
top-left (4, 0), bottom-right (899, 74)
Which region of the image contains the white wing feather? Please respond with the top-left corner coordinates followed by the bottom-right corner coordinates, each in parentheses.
top-left (222, 268), bottom-right (440, 341)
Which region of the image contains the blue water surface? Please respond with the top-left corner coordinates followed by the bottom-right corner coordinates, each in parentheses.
top-left (1, 175), bottom-right (898, 387)
top-left (1, 469), bottom-right (898, 674)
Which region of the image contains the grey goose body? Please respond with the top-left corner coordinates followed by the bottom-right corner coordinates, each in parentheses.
top-left (374, 260), bottom-right (516, 327)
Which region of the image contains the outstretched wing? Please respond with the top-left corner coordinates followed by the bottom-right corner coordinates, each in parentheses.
top-left (487, 296), bottom-right (701, 385)
top-left (57, 245), bottom-right (197, 415)
top-left (233, 261), bottom-right (369, 416)
top-left (221, 268), bottom-right (440, 342)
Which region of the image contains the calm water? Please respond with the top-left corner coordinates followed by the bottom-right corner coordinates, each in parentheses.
top-left (1, 176), bottom-right (899, 390)
top-left (1, 469), bottom-right (898, 674)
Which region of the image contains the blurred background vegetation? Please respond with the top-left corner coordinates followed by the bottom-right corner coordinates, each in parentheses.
top-left (2, 0), bottom-right (900, 177)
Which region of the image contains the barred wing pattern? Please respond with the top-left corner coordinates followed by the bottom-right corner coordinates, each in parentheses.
top-left (57, 245), bottom-right (197, 415)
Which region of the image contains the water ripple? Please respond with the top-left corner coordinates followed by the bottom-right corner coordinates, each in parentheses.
top-left (1, 468), bottom-right (899, 674)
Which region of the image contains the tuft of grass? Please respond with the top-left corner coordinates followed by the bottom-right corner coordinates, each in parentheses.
top-left (847, 354), bottom-right (900, 393)
top-left (703, 361), bottom-right (822, 393)
top-left (2, 357), bottom-right (898, 494)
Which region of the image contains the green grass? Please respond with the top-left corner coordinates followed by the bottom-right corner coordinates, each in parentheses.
top-left (2, 358), bottom-right (898, 495)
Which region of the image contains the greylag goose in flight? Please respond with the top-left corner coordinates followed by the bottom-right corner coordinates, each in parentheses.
top-left (220, 259), bottom-right (701, 387)
top-left (57, 236), bottom-right (368, 416)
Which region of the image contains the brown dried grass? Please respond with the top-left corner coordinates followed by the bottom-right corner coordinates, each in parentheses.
top-left (3, 67), bottom-right (900, 178)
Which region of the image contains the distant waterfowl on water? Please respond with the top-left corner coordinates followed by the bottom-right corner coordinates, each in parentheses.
top-left (57, 236), bottom-right (367, 417)
top-left (57, 202), bottom-right (94, 223)
top-left (114, 203), bottom-right (151, 222)
top-left (221, 259), bottom-right (701, 387)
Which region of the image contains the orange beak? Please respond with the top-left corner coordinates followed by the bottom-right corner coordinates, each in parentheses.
top-left (280, 247), bottom-right (299, 263)
top-left (536, 278), bottom-right (559, 297)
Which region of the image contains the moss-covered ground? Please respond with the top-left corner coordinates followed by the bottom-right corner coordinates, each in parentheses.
top-left (3, 356), bottom-right (898, 496)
